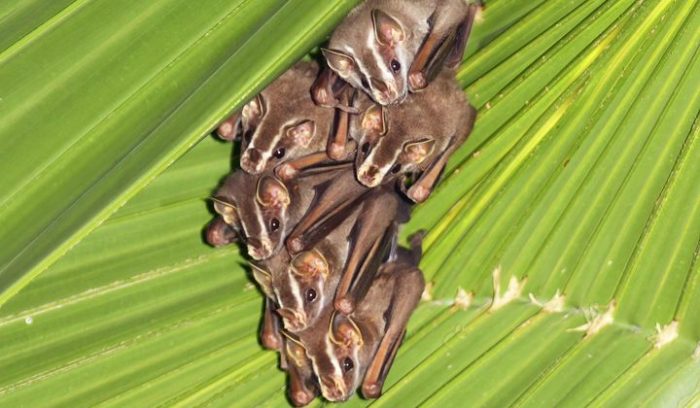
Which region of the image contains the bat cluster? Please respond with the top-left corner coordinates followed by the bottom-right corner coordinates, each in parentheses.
top-left (205, 0), bottom-right (480, 404)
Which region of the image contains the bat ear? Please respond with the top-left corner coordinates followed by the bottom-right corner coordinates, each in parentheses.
top-left (242, 94), bottom-right (265, 128)
top-left (322, 48), bottom-right (356, 79)
top-left (291, 249), bottom-right (329, 279)
top-left (372, 9), bottom-right (405, 46)
top-left (285, 120), bottom-right (316, 147)
top-left (250, 263), bottom-right (274, 299)
top-left (211, 197), bottom-right (239, 225)
top-left (330, 312), bottom-right (364, 347)
top-left (256, 176), bottom-right (290, 208)
top-left (403, 138), bottom-right (435, 164)
top-left (362, 105), bottom-right (388, 135)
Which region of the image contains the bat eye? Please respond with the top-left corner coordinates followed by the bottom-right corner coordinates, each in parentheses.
top-left (343, 357), bottom-right (354, 373)
top-left (270, 218), bottom-right (280, 232)
top-left (390, 59), bottom-right (401, 73)
top-left (361, 77), bottom-right (370, 89)
top-left (273, 147), bottom-right (286, 159)
top-left (361, 142), bottom-right (370, 154)
top-left (305, 288), bottom-right (317, 303)
top-left (391, 164), bottom-right (402, 174)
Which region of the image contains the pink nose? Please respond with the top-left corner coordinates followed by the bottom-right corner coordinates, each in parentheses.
top-left (246, 237), bottom-right (273, 260)
top-left (358, 165), bottom-right (381, 187)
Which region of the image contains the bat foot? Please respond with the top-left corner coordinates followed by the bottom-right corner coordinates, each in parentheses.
top-left (361, 382), bottom-right (382, 399)
top-left (334, 297), bottom-right (355, 315)
top-left (327, 142), bottom-right (346, 161)
top-left (407, 185), bottom-right (431, 203)
top-left (408, 72), bottom-right (428, 92)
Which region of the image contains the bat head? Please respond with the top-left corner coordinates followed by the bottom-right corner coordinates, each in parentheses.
top-left (213, 171), bottom-right (293, 260)
top-left (239, 62), bottom-right (332, 174)
top-left (300, 308), bottom-right (380, 402)
top-left (353, 72), bottom-right (471, 188)
top-left (324, 8), bottom-right (417, 106)
top-left (353, 102), bottom-right (437, 188)
top-left (273, 249), bottom-right (338, 333)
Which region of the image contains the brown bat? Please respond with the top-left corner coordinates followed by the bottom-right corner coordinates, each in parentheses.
top-left (215, 61), bottom-right (356, 173)
top-left (210, 163), bottom-right (356, 260)
top-left (240, 171), bottom-right (397, 334)
top-left (295, 232), bottom-right (425, 402)
top-left (313, 0), bottom-right (481, 107)
top-left (351, 71), bottom-right (477, 203)
top-left (282, 332), bottom-right (320, 406)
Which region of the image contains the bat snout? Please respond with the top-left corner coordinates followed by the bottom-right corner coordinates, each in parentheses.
top-left (371, 79), bottom-right (401, 105)
top-left (357, 164), bottom-right (383, 187)
top-left (320, 376), bottom-right (348, 402)
top-left (246, 237), bottom-right (273, 260)
top-left (276, 308), bottom-right (307, 332)
top-left (240, 147), bottom-right (265, 174)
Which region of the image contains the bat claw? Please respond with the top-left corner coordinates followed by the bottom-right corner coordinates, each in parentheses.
top-left (287, 237), bottom-right (305, 254)
top-left (362, 382), bottom-right (382, 399)
top-left (328, 142), bottom-right (346, 161)
top-left (408, 185), bottom-right (431, 203)
top-left (276, 164), bottom-right (298, 181)
top-left (334, 297), bottom-right (355, 315)
top-left (408, 72), bottom-right (428, 91)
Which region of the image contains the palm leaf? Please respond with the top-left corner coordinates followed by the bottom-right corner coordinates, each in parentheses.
top-left (1, 0), bottom-right (698, 406)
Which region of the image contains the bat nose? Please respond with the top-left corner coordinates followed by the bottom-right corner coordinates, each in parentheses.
top-left (241, 148), bottom-right (264, 174)
top-left (320, 376), bottom-right (347, 401)
top-left (246, 237), bottom-right (273, 260)
top-left (357, 164), bottom-right (381, 187)
top-left (276, 308), bottom-right (307, 331)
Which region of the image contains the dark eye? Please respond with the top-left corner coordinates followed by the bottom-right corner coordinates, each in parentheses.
top-left (361, 77), bottom-right (370, 89)
top-left (343, 357), bottom-right (354, 372)
top-left (270, 218), bottom-right (280, 232)
top-left (390, 59), bottom-right (401, 73)
top-left (361, 142), bottom-right (370, 154)
top-left (305, 288), bottom-right (317, 303)
top-left (273, 147), bottom-right (285, 159)
top-left (391, 164), bottom-right (402, 174)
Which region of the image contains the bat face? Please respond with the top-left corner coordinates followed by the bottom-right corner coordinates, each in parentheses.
top-left (296, 307), bottom-right (376, 402)
top-left (274, 204), bottom-right (356, 332)
top-left (213, 171), bottom-right (292, 260)
top-left (352, 72), bottom-right (470, 188)
top-left (274, 249), bottom-right (333, 333)
top-left (325, 2), bottom-right (434, 106)
top-left (238, 61), bottom-right (334, 174)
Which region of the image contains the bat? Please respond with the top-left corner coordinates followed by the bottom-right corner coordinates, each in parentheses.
top-left (314, 0), bottom-right (482, 106)
top-left (351, 70), bottom-right (477, 203)
top-left (294, 232), bottom-right (425, 402)
top-left (215, 61), bottom-right (356, 174)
